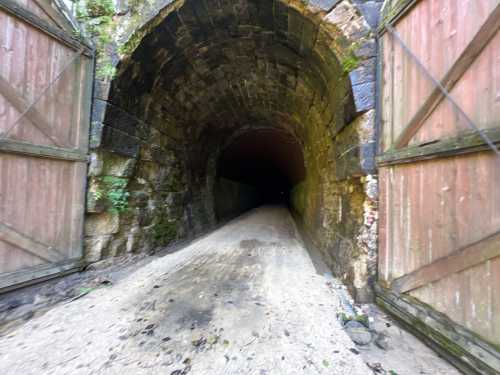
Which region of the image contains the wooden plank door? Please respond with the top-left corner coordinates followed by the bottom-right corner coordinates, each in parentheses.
top-left (377, 0), bottom-right (500, 372)
top-left (0, 0), bottom-right (93, 291)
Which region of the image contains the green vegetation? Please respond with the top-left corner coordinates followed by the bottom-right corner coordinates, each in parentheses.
top-left (92, 176), bottom-right (130, 212)
top-left (339, 312), bottom-right (370, 328)
top-left (152, 216), bottom-right (178, 246)
top-left (72, 0), bottom-right (117, 79)
top-left (341, 43), bottom-right (362, 74)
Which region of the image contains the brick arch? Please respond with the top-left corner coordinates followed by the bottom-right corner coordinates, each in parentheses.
top-left (87, 0), bottom-right (378, 302)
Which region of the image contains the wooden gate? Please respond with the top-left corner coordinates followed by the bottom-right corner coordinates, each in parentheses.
top-left (0, 0), bottom-right (93, 291)
top-left (377, 0), bottom-right (500, 373)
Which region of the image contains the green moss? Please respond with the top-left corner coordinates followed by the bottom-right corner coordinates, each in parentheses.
top-left (152, 216), bottom-right (178, 246)
top-left (339, 41), bottom-right (363, 74)
top-left (75, 0), bottom-right (117, 79)
top-left (341, 53), bottom-right (360, 74)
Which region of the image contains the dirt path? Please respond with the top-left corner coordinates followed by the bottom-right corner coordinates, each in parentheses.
top-left (0, 206), bottom-right (456, 374)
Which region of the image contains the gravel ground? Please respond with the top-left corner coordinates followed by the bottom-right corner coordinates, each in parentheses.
top-left (0, 206), bottom-right (458, 374)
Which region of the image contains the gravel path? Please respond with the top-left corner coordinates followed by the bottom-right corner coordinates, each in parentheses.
top-left (0, 206), bottom-right (370, 374)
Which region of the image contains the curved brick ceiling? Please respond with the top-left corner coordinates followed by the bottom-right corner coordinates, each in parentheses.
top-left (110, 0), bottom-right (356, 148)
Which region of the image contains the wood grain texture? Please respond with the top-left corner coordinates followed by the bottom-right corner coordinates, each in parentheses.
top-left (394, 3), bottom-right (500, 148)
top-left (392, 230), bottom-right (500, 293)
top-left (0, 2), bottom-right (92, 290)
top-left (0, 74), bottom-right (61, 146)
top-left (33, 0), bottom-right (74, 32)
top-left (0, 222), bottom-right (65, 262)
top-left (377, 128), bottom-right (500, 166)
top-left (0, 138), bottom-right (87, 161)
top-left (378, 0), bottom-right (500, 351)
top-left (0, 258), bottom-right (83, 292)
top-left (380, 0), bottom-right (500, 148)
top-left (375, 284), bottom-right (500, 375)
top-left (0, 0), bottom-right (92, 54)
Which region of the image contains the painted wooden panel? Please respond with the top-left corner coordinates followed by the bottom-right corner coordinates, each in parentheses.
top-left (0, 1), bottom-right (92, 290)
top-left (12, 0), bottom-right (55, 24)
top-left (410, 257), bottom-right (500, 346)
top-left (0, 154), bottom-right (85, 273)
top-left (0, 7), bottom-right (85, 149)
top-left (413, 28), bottom-right (500, 144)
top-left (379, 151), bottom-right (500, 278)
top-left (380, 0), bottom-right (500, 149)
top-left (379, 0), bottom-right (500, 349)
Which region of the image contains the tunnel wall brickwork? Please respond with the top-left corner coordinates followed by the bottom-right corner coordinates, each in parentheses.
top-left (83, 0), bottom-right (381, 302)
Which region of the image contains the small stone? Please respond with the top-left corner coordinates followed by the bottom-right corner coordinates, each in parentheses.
top-left (344, 321), bottom-right (372, 346)
top-left (375, 332), bottom-right (390, 350)
top-left (191, 337), bottom-right (206, 347)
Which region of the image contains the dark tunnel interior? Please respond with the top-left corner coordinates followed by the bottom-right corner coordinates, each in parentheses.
top-left (215, 128), bottom-right (306, 219)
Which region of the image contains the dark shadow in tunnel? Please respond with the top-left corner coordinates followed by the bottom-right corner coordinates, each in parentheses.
top-left (215, 128), bottom-right (306, 221)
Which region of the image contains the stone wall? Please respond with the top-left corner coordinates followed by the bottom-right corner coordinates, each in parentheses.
top-left (83, 0), bottom-right (381, 301)
top-left (287, 2), bottom-right (380, 301)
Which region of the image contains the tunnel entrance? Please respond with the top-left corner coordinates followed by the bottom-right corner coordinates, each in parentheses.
top-left (87, 0), bottom-right (378, 301)
top-left (215, 128), bottom-right (306, 219)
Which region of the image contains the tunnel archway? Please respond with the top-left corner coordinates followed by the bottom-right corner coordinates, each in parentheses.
top-left (87, 0), bottom-right (378, 301)
top-left (215, 127), bottom-right (306, 219)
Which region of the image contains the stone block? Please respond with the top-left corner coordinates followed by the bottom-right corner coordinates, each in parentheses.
top-left (360, 142), bottom-right (376, 173)
top-left (84, 235), bottom-right (112, 263)
top-left (334, 109), bottom-right (376, 180)
top-left (86, 178), bottom-right (106, 213)
top-left (325, 1), bottom-right (371, 41)
top-left (89, 121), bottom-right (104, 149)
top-left (349, 57), bottom-right (376, 86)
top-left (103, 104), bottom-right (139, 135)
top-left (85, 212), bottom-right (120, 236)
top-left (355, 39), bottom-right (377, 59)
top-left (93, 80), bottom-right (111, 101)
top-left (126, 226), bottom-right (143, 253)
top-left (101, 152), bottom-right (137, 178)
top-left (355, 1), bottom-right (383, 29)
top-left (101, 125), bottom-right (140, 157)
top-left (309, 0), bottom-right (341, 12)
top-left (88, 152), bottom-right (103, 177)
top-left (91, 99), bottom-right (107, 124)
top-left (352, 81), bottom-right (375, 112)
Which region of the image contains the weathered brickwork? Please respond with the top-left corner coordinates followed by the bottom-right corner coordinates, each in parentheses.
top-left (85, 0), bottom-right (380, 301)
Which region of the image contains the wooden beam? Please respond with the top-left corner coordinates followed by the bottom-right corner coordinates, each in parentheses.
top-left (393, 3), bottom-right (500, 149)
top-left (0, 222), bottom-right (65, 263)
top-left (0, 0), bottom-right (92, 56)
top-left (0, 258), bottom-right (83, 292)
top-left (391, 230), bottom-right (500, 293)
top-left (0, 138), bottom-right (87, 161)
top-left (378, 0), bottom-right (418, 34)
top-left (377, 127), bottom-right (500, 166)
top-left (0, 75), bottom-right (62, 147)
top-left (33, 0), bottom-right (74, 33)
top-left (375, 284), bottom-right (500, 375)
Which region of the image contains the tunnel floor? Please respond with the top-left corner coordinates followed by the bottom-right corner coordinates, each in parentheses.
top-left (0, 207), bottom-right (458, 374)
